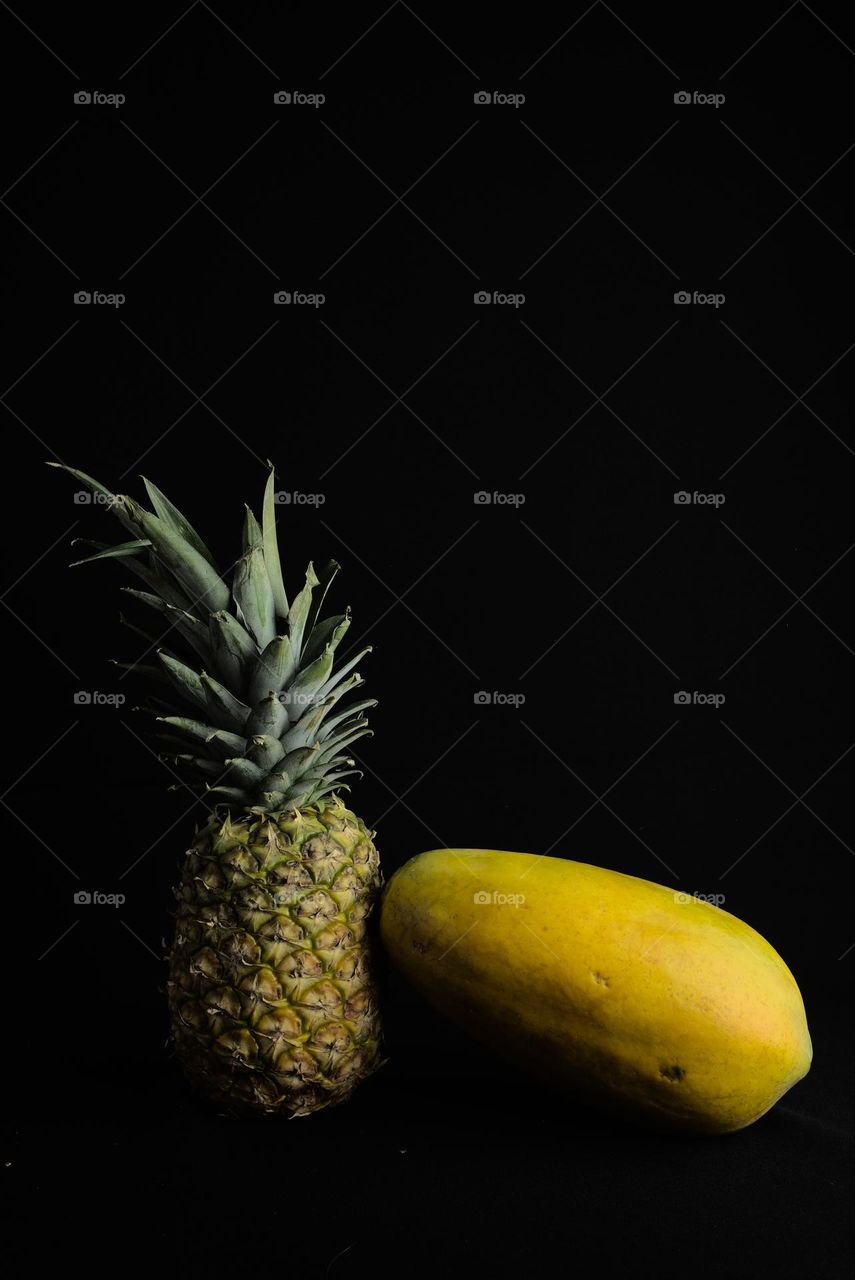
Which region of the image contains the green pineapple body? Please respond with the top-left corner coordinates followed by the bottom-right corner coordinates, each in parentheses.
top-left (169, 798), bottom-right (383, 1116)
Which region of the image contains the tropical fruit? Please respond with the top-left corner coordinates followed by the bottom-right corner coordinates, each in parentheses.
top-left (381, 848), bottom-right (811, 1134)
top-left (51, 462), bottom-right (383, 1115)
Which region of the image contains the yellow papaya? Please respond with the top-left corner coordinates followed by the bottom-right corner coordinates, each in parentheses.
top-left (380, 849), bottom-right (812, 1134)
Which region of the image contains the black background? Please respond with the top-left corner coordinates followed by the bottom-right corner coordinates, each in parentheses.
top-left (5, 3), bottom-right (854, 1275)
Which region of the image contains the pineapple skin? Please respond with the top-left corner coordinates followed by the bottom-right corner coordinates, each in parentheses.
top-left (167, 797), bottom-right (383, 1116)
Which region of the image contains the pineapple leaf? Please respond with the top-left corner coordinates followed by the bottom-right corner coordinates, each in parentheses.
top-left (141, 477), bottom-right (218, 570)
top-left (232, 545), bottom-right (276, 650)
top-left (120, 498), bottom-right (230, 613)
top-left (248, 635), bottom-right (296, 705)
top-left (262, 468), bottom-right (289, 620)
top-left (287, 561), bottom-right (320, 660)
top-left (70, 538), bottom-right (151, 566)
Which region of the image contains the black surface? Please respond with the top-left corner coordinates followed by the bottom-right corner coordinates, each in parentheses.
top-left (4, 3), bottom-right (854, 1274)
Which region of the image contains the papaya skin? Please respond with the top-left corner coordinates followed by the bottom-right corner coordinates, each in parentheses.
top-left (380, 849), bottom-right (812, 1135)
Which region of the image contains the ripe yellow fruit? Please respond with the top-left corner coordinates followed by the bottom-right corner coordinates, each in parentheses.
top-left (381, 849), bottom-right (812, 1134)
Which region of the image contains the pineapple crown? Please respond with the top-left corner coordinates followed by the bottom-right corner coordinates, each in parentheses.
top-left (50, 463), bottom-right (374, 814)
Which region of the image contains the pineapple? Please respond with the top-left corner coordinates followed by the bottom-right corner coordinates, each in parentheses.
top-left (51, 463), bottom-right (383, 1116)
